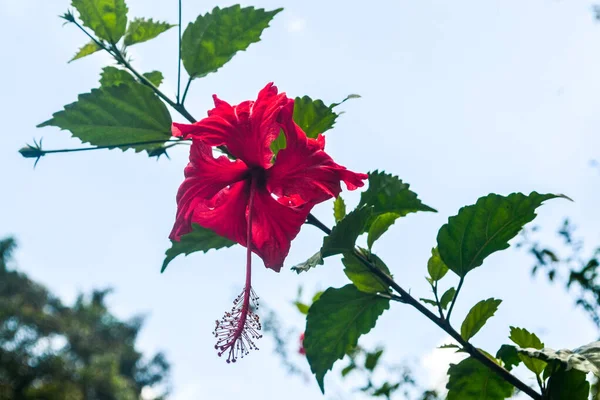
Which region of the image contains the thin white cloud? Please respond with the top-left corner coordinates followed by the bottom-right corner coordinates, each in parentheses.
top-left (420, 336), bottom-right (467, 395)
top-left (287, 18), bottom-right (307, 33)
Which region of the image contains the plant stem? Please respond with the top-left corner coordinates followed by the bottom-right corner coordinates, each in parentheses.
top-left (306, 217), bottom-right (541, 400)
top-left (433, 281), bottom-right (445, 319)
top-left (181, 77), bottom-right (193, 105)
top-left (446, 277), bottom-right (464, 322)
top-left (66, 18), bottom-right (540, 399)
top-left (176, 0), bottom-right (182, 103)
top-left (38, 139), bottom-right (188, 155)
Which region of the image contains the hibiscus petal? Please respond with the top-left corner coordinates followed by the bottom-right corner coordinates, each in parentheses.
top-left (267, 102), bottom-right (368, 203)
top-left (189, 180), bottom-right (250, 246)
top-left (170, 141), bottom-right (249, 240)
top-left (250, 189), bottom-right (314, 272)
top-left (172, 83), bottom-right (291, 169)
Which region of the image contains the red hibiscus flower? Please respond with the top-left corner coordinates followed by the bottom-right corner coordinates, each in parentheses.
top-left (170, 83), bottom-right (367, 363)
top-left (299, 332), bottom-right (306, 355)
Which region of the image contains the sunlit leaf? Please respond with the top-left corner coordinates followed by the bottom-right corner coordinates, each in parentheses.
top-left (509, 326), bottom-right (546, 375)
top-left (460, 298), bottom-right (502, 341)
top-left (181, 5), bottom-right (282, 79)
top-left (72, 0), bottom-right (128, 43)
top-left (124, 18), bottom-right (175, 46)
top-left (333, 196), bottom-right (346, 222)
top-left (142, 71), bottom-right (164, 87)
top-left (69, 40), bottom-right (101, 62)
top-left (439, 287), bottom-right (456, 310)
top-left (367, 212), bottom-right (399, 250)
top-left (427, 247), bottom-right (449, 282)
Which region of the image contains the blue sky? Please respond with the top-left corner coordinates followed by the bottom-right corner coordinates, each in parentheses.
top-left (2, 0), bottom-right (600, 398)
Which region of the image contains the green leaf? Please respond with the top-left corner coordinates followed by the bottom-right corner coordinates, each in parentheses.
top-left (291, 251), bottom-right (323, 274)
top-left (460, 298), bottom-right (502, 341)
top-left (446, 357), bottom-right (514, 400)
top-left (321, 206), bottom-right (372, 258)
top-left (294, 302), bottom-right (310, 315)
top-left (518, 340), bottom-right (600, 377)
top-left (161, 224), bottom-right (236, 272)
top-left (38, 81), bottom-right (172, 153)
top-left (509, 326), bottom-right (547, 375)
top-left (420, 298), bottom-right (438, 307)
top-left (69, 40), bottom-right (101, 62)
top-left (270, 95), bottom-right (351, 157)
top-left (358, 171), bottom-right (436, 218)
top-left (367, 212), bottom-right (399, 250)
top-left (124, 18), bottom-right (175, 46)
top-left (72, 0), bottom-right (128, 43)
top-left (427, 247), bottom-right (449, 282)
top-left (546, 365), bottom-right (589, 400)
top-left (342, 252), bottom-right (391, 293)
top-left (292, 96), bottom-right (337, 139)
top-left (100, 66), bottom-right (135, 87)
top-left (437, 192), bottom-right (567, 277)
top-left (330, 93), bottom-right (361, 108)
top-left (365, 349), bottom-right (384, 371)
top-left (439, 287), bottom-right (456, 310)
top-left (181, 5), bottom-right (282, 79)
top-left (305, 284), bottom-right (389, 393)
top-left (333, 196), bottom-right (346, 223)
top-left (495, 345), bottom-right (521, 371)
top-left (143, 71), bottom-right (163, 87)
top-left (341, 364), bottom-right (356, 377)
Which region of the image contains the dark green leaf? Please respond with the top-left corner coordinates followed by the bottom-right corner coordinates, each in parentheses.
top-left (546, 366), bottom-right (589, 400)
top-left (321, 207), bottom-right (372, 258)
top-left (365, 349), bottom-right (384, 371)
top-left (439, 287), bottom-right (456, 310)
top-left (69, 40), bottom-right (101, 62)
top-left (509, 326), bottom-right (546, 375)
top-left (72, 0), bottom-right (128, 43)
top-left (294, 302), bottom-right (310, 315)
top-left (367, 212), bottom-right (399, 250)
top-left (161, 224), bottom-right (235, 272)
top-left (495, 345), bottom-right (521, 371)
top-left (181, 5), bottom-right (282, 79)
top-left (427, 247), bottom-right (449, 282)
top-left (420, 298), bottom-right (438, 307)
top-left (518, 340), bottom-right (600, 376)
top-left (38, 81), bottom-right (172, 153)
top-left (446, 357), bottom-right (513, 400)
top-left (100, 66), bottom-right (135, 87)
top-left (341, 363), bottom-right (356, 377)
top-left (305, 284), bottom-right (389, 393)
top-left (358, 171), bottom-right (436, 219)
top-left (437, 192), bottom-right (567, 277)
top-left (342, 252), bottom-right (391, 293)
top-left (142, 71), bottom-right (163, 87)
top-left (124, 18), bottom-right (175, 46)
top-left (333, 196), bottom-right (346, 223)
top-left (460, 298), bottom-right (502, 341)
top-left (291, 251), bottom-right (323, 274)
top-left (372, 382), bottom-right (400, 397)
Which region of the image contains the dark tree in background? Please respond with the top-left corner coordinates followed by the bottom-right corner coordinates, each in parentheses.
top-left (0, 237), bottom-right (170, 400)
